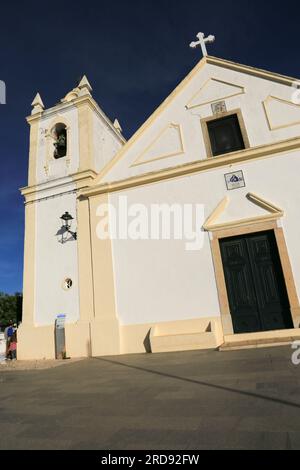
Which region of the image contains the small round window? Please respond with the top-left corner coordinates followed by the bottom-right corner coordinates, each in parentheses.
top-left (63, 278), bottom-right (73, 290)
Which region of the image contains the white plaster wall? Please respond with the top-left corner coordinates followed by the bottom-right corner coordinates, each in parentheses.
top-left (109, 149), bottom-right (300, 326)
top-left (35, 186), bottom-right (80, 326)
top-left (36, 106), bottom-right (80, 184)
top-left (103, 62), bottom-right (300, 183)
top-left (93, 111), bottom-right (123, 173)
top-left (109, 179), bottom-right (220, 326)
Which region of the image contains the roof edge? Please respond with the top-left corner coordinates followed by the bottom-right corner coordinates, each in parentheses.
top-left (92, 56), bottom-right (208, 184)
top-left (206, 56), bottom-right (299, 86)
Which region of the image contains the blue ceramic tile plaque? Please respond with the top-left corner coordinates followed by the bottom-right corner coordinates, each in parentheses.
top-left (225, 171), bottom-right (246, 190)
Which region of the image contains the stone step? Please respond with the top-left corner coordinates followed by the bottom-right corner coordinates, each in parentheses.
top-left (219, 335), bottom-right (300, 352)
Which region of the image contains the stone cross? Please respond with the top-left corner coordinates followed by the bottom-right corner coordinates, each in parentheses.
top-left (190, 32), bottom-right (215, 57)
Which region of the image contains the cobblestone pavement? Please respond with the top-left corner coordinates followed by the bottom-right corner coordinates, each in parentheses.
top-left (0, 347), bottom-right (300, 450)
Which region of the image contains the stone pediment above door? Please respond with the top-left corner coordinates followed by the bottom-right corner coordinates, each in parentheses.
top-left (203, 193), bottom-right (284, 232)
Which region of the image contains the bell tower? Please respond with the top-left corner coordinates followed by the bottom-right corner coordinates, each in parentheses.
top-left (19, 76), bottom-right (125, 360)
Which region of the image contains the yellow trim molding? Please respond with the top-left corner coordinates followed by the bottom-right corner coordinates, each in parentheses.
top-left (203, 197), bottom-right (229, 230)
top-left (27, 117), bottom-right (40, 187)
top-left (203, 192), bottom-right (284, 232)
top-left (88, 193), bottom-right (120, 356)
top-left (246, 192), bottom-right (284, 214)
top-left (80, 136), bottom-right (300, 198)
top-left (207, 56), bottom-right (300, 87)
top-left (21, 170), bottom-right (97, 204)
top-left (186, 78), bottom-right (245, 110)
top-left (263, 95), bottom-right (300, 131)
top-left (131, 123), bottom-right (185, 167)
top-left (21, 202), bottom-right (36, 326)
top-left (75, 100), bottom-right (95, 172)
top-left (76, 197), bottom-right (95, 324)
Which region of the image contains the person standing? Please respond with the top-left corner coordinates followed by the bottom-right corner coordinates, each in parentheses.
top-left (4, 321), bottom-right (14, 360)
top-left (8, 332), bottom-right (17, 361)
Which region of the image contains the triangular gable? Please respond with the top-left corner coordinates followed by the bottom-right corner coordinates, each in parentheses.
top-left (203, 193), bottom-right (284, 232)
top-left (91, 56), bottom-right (300, 186)
top-left (94, 57), bottom-right (208, 182)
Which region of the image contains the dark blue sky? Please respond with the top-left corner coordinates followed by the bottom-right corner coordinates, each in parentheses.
top-left (1, 0), bottom-right (300, 294)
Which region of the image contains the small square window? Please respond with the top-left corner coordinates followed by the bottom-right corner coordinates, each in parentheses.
top-left (207, 114), bottom-right (245, 157)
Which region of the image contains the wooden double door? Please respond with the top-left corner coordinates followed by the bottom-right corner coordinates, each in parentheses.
top-left (220, 231), bottom-right (293, 334)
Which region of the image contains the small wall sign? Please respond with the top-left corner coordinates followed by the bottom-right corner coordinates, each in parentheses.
top-left (225, 171), bottom-right (246, 191)
top-left (56, 314), bottom-right (66, 330)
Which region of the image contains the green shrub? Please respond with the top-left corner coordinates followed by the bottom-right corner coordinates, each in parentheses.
top-left (0, 292), bottom-right (22, 328)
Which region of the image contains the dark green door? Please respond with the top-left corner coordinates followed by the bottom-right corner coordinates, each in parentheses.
top-left (220, 231), bottom-right (293, 334)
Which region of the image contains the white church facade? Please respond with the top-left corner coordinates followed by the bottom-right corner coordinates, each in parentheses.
top-left (19, 54), bottom-right (300, 359)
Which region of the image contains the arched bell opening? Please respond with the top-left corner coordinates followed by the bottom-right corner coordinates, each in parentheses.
top-left (53, 123), bottom-right (67, 159)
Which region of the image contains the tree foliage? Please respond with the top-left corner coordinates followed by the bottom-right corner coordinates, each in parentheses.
top-left (0, 292), bottom-right (23, 328)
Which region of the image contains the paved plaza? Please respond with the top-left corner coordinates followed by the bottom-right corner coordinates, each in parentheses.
top-left (1, 347), bottom-right (300, 449)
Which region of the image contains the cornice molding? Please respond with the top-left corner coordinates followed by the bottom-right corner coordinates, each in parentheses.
top-left (79, 137), bottom-right (300, 198)
top-left (21, 169), bottom-right (97, 199)
top-left (206, 56), bottom-right (299, 86)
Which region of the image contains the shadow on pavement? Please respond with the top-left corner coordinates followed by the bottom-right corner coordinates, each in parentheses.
top-left (95, 356), bottom-right (300, 410)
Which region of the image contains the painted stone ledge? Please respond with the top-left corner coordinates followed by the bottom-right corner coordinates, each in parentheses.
top-left (150, 317), bottom-right (223, 354)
